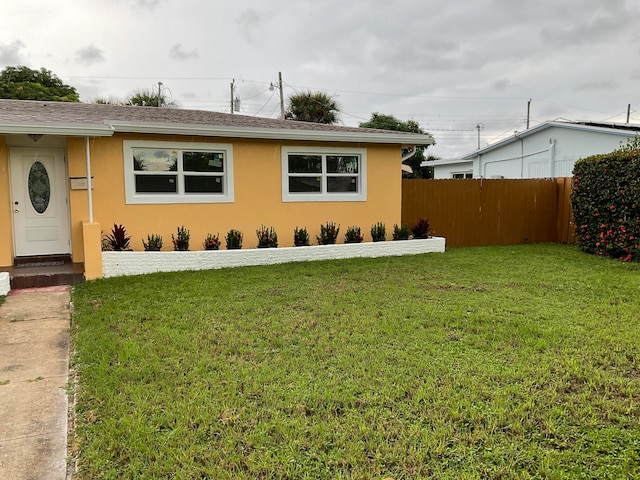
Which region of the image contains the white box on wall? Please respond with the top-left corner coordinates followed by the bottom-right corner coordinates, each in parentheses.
top-left (0, 272), bottom-right (10, 295)
top-left (69, 177), bottom-right (94, 190)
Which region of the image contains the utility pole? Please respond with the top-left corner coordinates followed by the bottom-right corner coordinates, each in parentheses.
top-left (278, 72), bottom-right (285, 120)
top-left (627, 104), bottom-right (631, 123)
top-left (526, 99), bottom-right (531, 129)
top-left (475, 123), bottom-right (484, 150)
top-left (230, 79), bottom-right (235, 114)
top-left (157, 82), bottom-right (163, 107)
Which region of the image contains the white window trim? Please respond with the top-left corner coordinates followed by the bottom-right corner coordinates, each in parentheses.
top-left (124, 140), bottom-right (234, 204)
top-left (281, 146), bottom-right (367, 202)
top-left (451, 171), bottom-right (473, 179)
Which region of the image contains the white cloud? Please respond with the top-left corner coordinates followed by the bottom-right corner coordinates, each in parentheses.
top-left (132, 0), bottom-right (161, 10)
top-left (75, 45), bottom-right (106, 65)
top-left (0, 41), bottom-right (26, 66)
top-left (169, 44), bottom-right (199, 61)
top-left (235, 8), bottom-right (263, 44)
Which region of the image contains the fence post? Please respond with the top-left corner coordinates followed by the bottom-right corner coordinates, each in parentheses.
top-left (556, 177), bottom-right (575, 244)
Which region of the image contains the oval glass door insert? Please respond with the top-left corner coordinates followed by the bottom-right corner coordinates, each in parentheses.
top-left (28, 161), bottom-right (51, 214)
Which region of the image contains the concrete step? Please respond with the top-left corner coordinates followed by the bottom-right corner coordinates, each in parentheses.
top-left (5, 257), bottom-right (85, 290)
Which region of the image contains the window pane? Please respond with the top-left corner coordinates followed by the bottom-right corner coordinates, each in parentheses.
top-left (327, 155), bottom-right (358, 174)
top-left (289, 176), bottom-right (321, 193)
top-left (28, 161), bottom-right (51, 214)
top-left (183, 152), bottom-right (224, 172)
top-left (135, 175), bottom-right (177, 193)
top-left (327, 176), bottom-right (357, 192)
top-left (288, 155), bottom-right (322, 173)
top-left (184, 175), bottom-right (223, 193)
top-left (133, 148), bottom-right (177, 171)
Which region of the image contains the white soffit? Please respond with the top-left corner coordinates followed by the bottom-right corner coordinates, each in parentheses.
top-left (0, 122), bottom-right (114, 137)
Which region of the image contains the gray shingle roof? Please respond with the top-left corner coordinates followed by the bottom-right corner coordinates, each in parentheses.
top-left (0, 99), bottom-right (434, 145)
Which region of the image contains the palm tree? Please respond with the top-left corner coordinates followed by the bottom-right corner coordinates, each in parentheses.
top-left (91, 97), bottom-right (123, 105)
top-left (284, 91), bottom-right (340, 124)
top-left (126, 88), bottom-right (176, 107)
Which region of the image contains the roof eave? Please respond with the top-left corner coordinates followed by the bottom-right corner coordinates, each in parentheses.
top-left (0, 119), bottom-right (436, 145)
top-left (0, 122), bottom-right (115, 137)
top-left (421, 158), bottom-right (473, 167)
top-left (106, 121), bottom-right (436, 146)
top-left (460, 123), bottom-right (556, 159)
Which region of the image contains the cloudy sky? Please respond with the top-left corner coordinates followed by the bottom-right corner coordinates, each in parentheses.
top-left (1, 0), bottom-right (639, 158)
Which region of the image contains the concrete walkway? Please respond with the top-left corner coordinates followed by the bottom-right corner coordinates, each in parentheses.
top-left (0, 286), bottom-right (71, 480)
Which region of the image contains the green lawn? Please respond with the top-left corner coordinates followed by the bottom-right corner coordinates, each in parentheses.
top-left (71, 244), bottom-right (640, 479)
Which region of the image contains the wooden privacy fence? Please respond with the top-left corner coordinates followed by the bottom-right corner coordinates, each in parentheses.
top-left (402, 178), bottom-right (575, 248)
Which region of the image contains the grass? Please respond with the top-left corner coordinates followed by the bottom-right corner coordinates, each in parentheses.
top-left (71, 244), bottom-right (640, 479)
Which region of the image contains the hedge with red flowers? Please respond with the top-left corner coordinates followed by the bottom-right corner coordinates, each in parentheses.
top-left (571, 138), bottom-right (640, 262)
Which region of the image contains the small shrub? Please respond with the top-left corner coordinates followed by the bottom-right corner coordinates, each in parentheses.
top-left (344, 225), bottom-right (364, 243)
top-left (104, 223), bottom-right (131, 251)
top-left (293, 226), bottom-right (310, 247)
top-left (172, 226), bottom-right (190, 251)
top-left (256, 225), bottom-right (278, 248)
top-left (370, 222), bottom-right (386, 242)
top-left (225, 229), bottom-right (243, 250)
top-left (411, 218), bottom-right (431, 239)
top-left (392, 224), bottom-right (411, 241)
top-left (203, 233), bottom-right (220, 251)
top-left (101, 235), bottom-right (112, 251)
top-left (317, 221), bottom-right (340, 245)
top-left (142, 234), bottom-right (163, 251)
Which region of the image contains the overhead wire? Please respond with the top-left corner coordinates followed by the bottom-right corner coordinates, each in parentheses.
top-left (252, 89), bottom-right (277, 117)
top-left (63, 71), bottom-right (637, 156)
top-left (63, 71), bottom-right (627, 119)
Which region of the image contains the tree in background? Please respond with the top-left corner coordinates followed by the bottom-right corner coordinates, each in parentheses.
top-left (285, 91), bottom-right (340, 124)
top-left (359, 112), bottom-right (436, 178)
top-left (0, 66), bottom-right (79, 102)
top-left (420, 154), bottom-right (441, 179)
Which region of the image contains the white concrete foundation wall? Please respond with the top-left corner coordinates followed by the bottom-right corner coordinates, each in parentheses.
top-left (0, 272), bottom-right (10, 295)
top-left (102, 237), bottom-right (446, 278)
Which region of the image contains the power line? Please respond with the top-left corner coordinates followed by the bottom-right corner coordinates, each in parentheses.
top-left (63, 71), bottom-right (628, 119)
top-left (253, 89), bottom-right (277, 116)
top-left (67, 72), bottom-right (629, 127)
top-left (62, 75), bottom-right (236, 81)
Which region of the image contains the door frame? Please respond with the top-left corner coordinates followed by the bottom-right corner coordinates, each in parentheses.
top-left (9, 146), bottom-right (72, 258)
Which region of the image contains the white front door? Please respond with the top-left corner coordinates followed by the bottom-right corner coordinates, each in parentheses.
top-left (10, 148), bottom-right (71, 257)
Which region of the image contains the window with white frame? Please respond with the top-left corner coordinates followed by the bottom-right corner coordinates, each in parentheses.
top-left (282, 146), bottom-right (366, 202)
top-left (452, 172), bottom-right (473, 179)
top-left (124, 140), bottom-right (234, 204)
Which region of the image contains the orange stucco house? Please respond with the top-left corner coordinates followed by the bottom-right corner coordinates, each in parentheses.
top-left (0, 99), bottom-right (434, 281)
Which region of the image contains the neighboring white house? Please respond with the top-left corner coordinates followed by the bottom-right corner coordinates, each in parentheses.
top-left (427, 121), bottom-right (640, 179)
